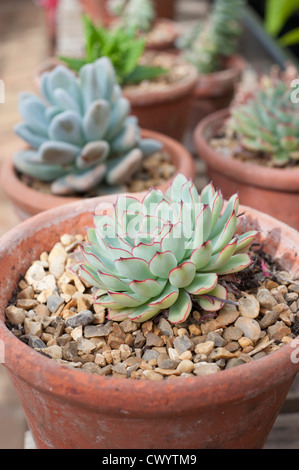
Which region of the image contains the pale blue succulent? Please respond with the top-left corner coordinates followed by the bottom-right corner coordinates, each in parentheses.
top-left (14, 57), bottom-right (162, 195)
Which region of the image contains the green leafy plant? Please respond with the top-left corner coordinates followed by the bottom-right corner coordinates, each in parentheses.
top-left (229, 79), bottom-right (299, 165)
top-left (265, 0), bottom-right (299, 47)
top-left (179, 0), bottom-right (245, 74)
top-left (107, 0), bottom-right (155, 33)
top-left (14, 57), bottom-right (162, 195)
top-left (60, 15), bottom-right (166, 85)
top-left (78, 174), bottom-right (256, 324)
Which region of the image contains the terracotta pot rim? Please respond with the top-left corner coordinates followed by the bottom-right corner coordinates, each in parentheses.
top-left (145, 18), bottom-right (180, 50)
top-left (122, 59), bottom-right (198, 106)
top-left (0, 129), bottom-right (195, 216)
top-left (194, 108), bottom-right (299, 192)
top-left (0, 196), bottom-right (299, 413)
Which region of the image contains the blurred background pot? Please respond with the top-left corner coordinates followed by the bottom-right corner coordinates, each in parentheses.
top-left (0, 129), bottom-right (195, 221)
top-left (194, 109), bottom-right (299, 231)
top-left (0, 197), bottom-right (299, 449)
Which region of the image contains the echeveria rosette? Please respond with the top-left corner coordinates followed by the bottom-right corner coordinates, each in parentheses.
top-left (229, 80), bottom-right (299, 166)
top-left (78, 174), bottom-right (257, 324)
top-left (13, 57), bottom-right (162, 195)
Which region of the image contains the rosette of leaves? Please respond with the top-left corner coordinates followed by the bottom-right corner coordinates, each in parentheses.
top-left (60, 14), bottom-right (166, 85)
top-left (179, 0), bottom-right (245, 74)
top-left (107, 0), bottom-right (155, 33)
top-left (78, 174), bottom-right (256, 324)
top-left (229, 80), bottom-right (299, 165)
top-left (13, 57), bottom-right (162, 195)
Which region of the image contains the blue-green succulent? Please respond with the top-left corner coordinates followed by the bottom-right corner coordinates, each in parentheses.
top-left (14, 57), bottom-right (162, 195)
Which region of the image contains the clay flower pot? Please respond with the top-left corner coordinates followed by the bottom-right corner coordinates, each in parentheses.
top-left (122, 60), bottom-right (198, 141)
top-left (79, 0), bottom-right (178, 26)
top-left (193, 109), bottom-right (299, 231)
top-left (0, 197), bottom-right (299, 449)
top-left (189, 55), bottom-right (246, 130)
top-left (0, 129), bottom-right (195, 221)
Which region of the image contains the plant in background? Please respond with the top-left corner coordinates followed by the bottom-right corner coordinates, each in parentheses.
top-left (179, 0), bottom-right (245, 74)
top-left (78, 174), bottom-right (256, 323)
top-left (14, 57), bottom-right (162, 195)
top-left (107, 0), bottom-right (155, 33)
top-left (265, 0), bottom-right (299, 47)
top-left (229, 79), bottom-right (299, 166)
top-left (60, 15), bottom-right (166, 85)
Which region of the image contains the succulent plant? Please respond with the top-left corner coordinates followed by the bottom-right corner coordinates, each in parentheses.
top-left (229, 79), bottom-right (299, 165)
top-left (108, 0), bottom-right (155, 33)
top-left (60, 15), bottom-right (166, 85)
top-left (179, 0), bottom-right (245, 74)
top-left (78, 174), bottom-right (256, 324)
top-left (13, 57), bottom-right (162, 195)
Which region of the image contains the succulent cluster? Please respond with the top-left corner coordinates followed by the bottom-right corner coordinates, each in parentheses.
top-left (180, 0), bottom-right (245, 74)
top-left (229, 79), bottom-right (299, 165)
top-left (108, 0), bottom-right (155, 33)
top-left (78, 174), bottom-right (256, 324)
top-left (14, 57), bottom-right (162, 195)
top-left (60, 15), bottom-right (166, 85)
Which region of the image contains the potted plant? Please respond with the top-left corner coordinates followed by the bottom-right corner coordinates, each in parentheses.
top-left (178, 0), bottom-right (246, 129)
top-left (0, 57), bottom-right (195, 220)
top-left (106, 0), bottom-right (180, 52)
top-left (34, 16), bottom-right (198, 141)
top-left (0, 174), bottom-right (299, 449)
top-left (79, 0), bottom-right (178, 27)
top-left (193, 69), bottom-right (299, 231)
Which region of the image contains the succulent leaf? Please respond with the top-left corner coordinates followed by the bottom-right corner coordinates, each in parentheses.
top-left (78, 175), bottom-right (256, 323)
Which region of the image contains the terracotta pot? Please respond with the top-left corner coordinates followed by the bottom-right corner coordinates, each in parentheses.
top-left (193, 108), bottom-right (299, 231)
top-left (123, 60), bottom-right (198, 141)
top-left (0, 129), bottom-right (195, 221)
top-left (0, 197), bottom-right (299, 449)
top-left (189, 55), bottom-right (246, 130)
top-left (79, 0), bottom-right (177, 25)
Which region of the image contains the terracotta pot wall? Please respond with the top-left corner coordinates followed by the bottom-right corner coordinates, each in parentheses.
top-left (0, 197), bottom-right (299, 448)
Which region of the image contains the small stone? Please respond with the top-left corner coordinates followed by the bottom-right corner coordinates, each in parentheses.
top-left (188, 324), bottom-right (202, 336)
top-left (238, 294), bottom-right (260, 319)
top-left (94, 353), bottom-right (106, 367)
top-left (176, 359), bottom-right (194, 374)
top-left (259, 304), bottom-right (284, 329)
top-left (60, 234), bottom-right (75, 246)
top-left (267, 321), bottom-right (292, 341)
top-left (33, 275), bottom-right (56, 293)
top-left (143, 370), bottom-right (164, 381)
top-left (81, 362), bottom-right (102, 374)
top-left (173, 335), bottom-right (193, 355)
top-left (17, 286), bottom-right (34, 300)
top-left (194, 341), bottom-right (215, 356)
top-left (235, 317), bottom-right (261, 342)
top-left (193, 362), bottom-right (220, 376)
top-left (119, 319), bottom-right (138, 333)
top-left (111, 349), bottom-right (121, 365)
top-left (168, 348), bottom-right (180, 361)
top-left (77, 338), bottom-right (96, 354)
top-left (65, 310), bottom-right (94, 328)
top-left (47, 295), bottom-right (65, 314)
top-left (62, 342), bottom-right (80, 362)
top-left (157, 318), bottom-right (173, 337)
top-left (25, 263), bottom-right (46, 285)
top-left (207, 332), bottom-right (226, 347)
top-left (34, 304), bottom-right (50, 317)
top-left (142, 349), bottom-right (159, 362)
top-left (70, 325), bottom-right (83, 341)
top-left (225, 341), bottom-right (240, 352)
top-left (223, 326), bottom-right (243, 342)
top-left (141, 321), bottom-right (153, 336)
top-left (257, 289), bottom-right (277, 310)
top-left (61, 284), bottom-right (77, 297)
top-left (24, 318), bottom-right (42, 337)
top-left (209, 347), bottom-right (235, 361)
top-left (5, 306), bottom-right (26, 325)
top-left (178, 350), bottom-right (193, 361)
top-left (48, 242), bottom-right (67, 278)
top-left (134, 330), bottom-right (146, 348)
top-left (21, 335), bottom-right (46, 349)
top-left (157, 353), bottom-right (178, 370)
top-left (84, 324), bottom-right (113, 338)
top-left (40, 345), bottom-right (62, 360)
top-left (238, 337), bottom-right (253, 349)
top-left (53, 317), bottom-right (65, 338)
top-left (108, 332), bottom-right (126, 349)
top-left (57, 334), bottom-right (72, 347)
top-left (145, 332), bottom-right (164, 348)
top-left (77, 295), bottom-right (93, 312)
top-left (225, 357), bottom-right (249, 369)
